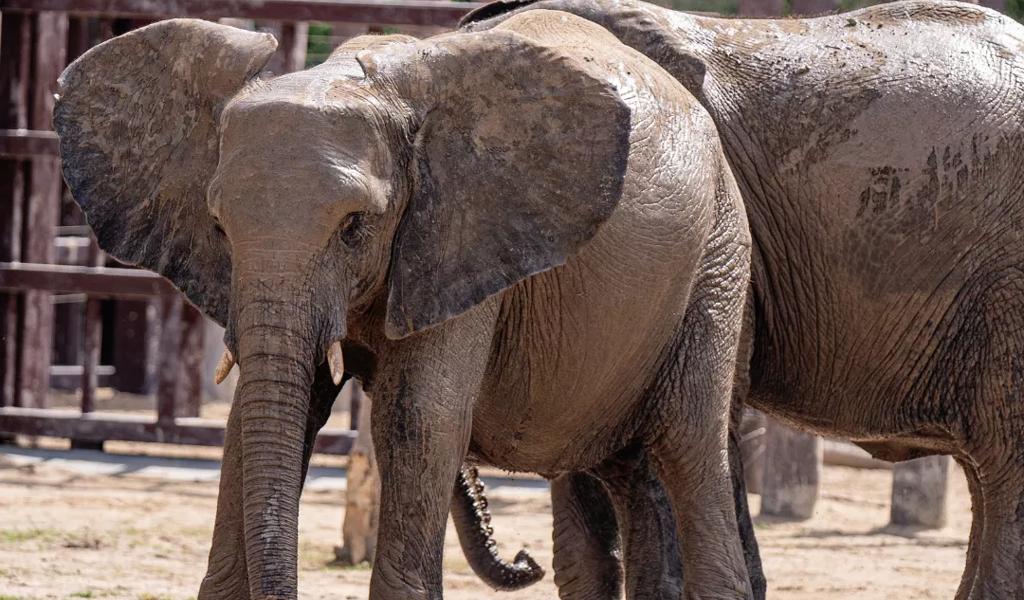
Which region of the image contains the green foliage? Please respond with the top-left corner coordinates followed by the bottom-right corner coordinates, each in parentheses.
top-left (306, 22), bottom-right (335, 68)
top-left (1008, 0), bottom-right (1024, 21)
top-left (665, 0), bottom-right (739, 13)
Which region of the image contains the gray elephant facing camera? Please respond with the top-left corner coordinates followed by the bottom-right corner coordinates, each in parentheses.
top-left (55, 10), bottom-right (754, 600)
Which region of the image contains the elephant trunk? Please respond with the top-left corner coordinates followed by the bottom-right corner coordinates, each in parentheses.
top-left (451, 467), bottom-right (545, 590)
top-left (234, 287), bottom-right (320, 600)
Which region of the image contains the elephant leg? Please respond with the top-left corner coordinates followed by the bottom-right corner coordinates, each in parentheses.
top-left (199, 397), bottom-right (252, 600)
top-left (962, 446), bottom-right (1024, 599)
top-left (729, 403), bottom-right (766, 600)
top-left (955, 457), bottom-right (984, 600)
top-left (550, 472), bottom-right (624, 599)
top-left (643, 271), bottom-right (752, 598)
top-left (595, 447), bottom-right (684, 600)
top-left (368, 312), bottom-right (495, 600)
top-left (199, 364), bottom-right (343, 599)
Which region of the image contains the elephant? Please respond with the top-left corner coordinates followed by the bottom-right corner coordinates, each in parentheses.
top-left (463, 0), bottom-right (1024, 598)
top-left (53, 9), bottom-right (757, 600)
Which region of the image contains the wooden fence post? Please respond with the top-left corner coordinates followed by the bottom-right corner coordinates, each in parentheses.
top-left (179, 304), bottom-right (205, 418)
top-left (156, 294), bottom-right (183, 425)
top-left (20, 11), bottom-right (69, 408)
top-left (890, 455), bottom-right (951, 529)
top-left (760, 420), bottom-right (822, 520)
top-left (335, 380), bottom-right (380, 565)
top-left (0, 13), bottom-right (32, 410)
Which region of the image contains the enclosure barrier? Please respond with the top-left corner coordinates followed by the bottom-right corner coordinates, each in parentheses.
top-left (0, 0), bottom-right (479, 454)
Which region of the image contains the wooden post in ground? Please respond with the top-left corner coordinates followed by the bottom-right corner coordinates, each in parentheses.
top-left (760, 420), bottom-right (822, 520)
top-left (740, 408), bottom-right (767, 495)
top-left (335, 380), bottom-right (380, 565)
top-left (890, 455), bottom-right (951, 529)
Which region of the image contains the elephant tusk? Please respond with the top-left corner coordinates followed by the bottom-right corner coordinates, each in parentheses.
top-left (213, 348), bottom-right (235, 385)
top-left (328, 341), bottom-right (345, 386)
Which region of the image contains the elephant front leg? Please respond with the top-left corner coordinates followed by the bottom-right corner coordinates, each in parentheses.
top-left (367, 311), bottom-right (496, 600)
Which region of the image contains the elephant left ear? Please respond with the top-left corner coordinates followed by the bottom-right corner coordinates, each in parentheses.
top-left (358, 20), bottom-right (632, 339)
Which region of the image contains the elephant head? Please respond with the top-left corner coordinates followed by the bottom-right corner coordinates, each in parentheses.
top-left (55, 16), bottom-right (630, 598)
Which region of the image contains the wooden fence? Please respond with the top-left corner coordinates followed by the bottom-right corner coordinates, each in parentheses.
top-left (0, 0), bottom-right (479, 453)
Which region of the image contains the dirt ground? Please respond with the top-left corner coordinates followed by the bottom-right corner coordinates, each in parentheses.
top-left (0, 441), bottom-right (971, 600)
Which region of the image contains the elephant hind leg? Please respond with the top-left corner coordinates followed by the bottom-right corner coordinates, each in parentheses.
top-left (642, 287), bottom-right (752, 597)
top-left (954, 457), bottom-right (984, 600)
top-left (959, 442), bottom-right (1024, 600)
top-left (595, 445), bottom-right (684, 600)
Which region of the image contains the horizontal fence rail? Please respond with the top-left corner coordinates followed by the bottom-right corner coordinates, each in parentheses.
top-left (0, 406), bottom-right (358, 454)
top-left (0, 0), bottom-right (482, 26)
top-left (0, 262), bottom-right (175, 298)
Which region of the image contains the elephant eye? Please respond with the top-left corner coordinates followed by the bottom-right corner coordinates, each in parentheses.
top-left (340, 212), bottom-right (365, 247)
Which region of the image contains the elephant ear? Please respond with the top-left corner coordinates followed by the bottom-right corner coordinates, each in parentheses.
top-left (358, 28), bottom-right (632, 339)
top-left (53, 19), bottom-right (277, 326)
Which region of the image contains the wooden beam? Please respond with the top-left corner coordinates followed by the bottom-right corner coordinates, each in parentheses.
top-left (0, 262), bottom-right (175, 298)
top-left (0, 406), bottom-right (358, 454)
top-left (0, 0), bottom-right (480, 27)
top-left (0, 129), bottom-right (59, 158)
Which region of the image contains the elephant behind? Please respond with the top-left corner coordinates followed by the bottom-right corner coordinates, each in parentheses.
top-left (464, 1), bottom-right (1024, 598)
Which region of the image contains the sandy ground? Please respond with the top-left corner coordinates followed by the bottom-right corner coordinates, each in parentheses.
top-left (0, 442), bottom-right (971, 600)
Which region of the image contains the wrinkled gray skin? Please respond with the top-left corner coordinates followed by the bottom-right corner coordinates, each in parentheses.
top-left (465, 1), bottom-right (1024, 598)
top-left (54, 10), bottom-right (755, 600)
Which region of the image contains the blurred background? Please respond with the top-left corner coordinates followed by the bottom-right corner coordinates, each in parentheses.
top-left (0, 0), bottom-right (1016, 598)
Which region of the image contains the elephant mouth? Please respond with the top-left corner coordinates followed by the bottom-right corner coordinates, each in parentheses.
top-left (335, 338), bottom-right (379, 387)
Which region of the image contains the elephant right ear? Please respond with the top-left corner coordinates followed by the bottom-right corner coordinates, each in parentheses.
top-left (53, 19), bottom-right (277, 326)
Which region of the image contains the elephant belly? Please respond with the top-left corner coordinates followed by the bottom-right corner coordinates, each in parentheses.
top-left (469, 217), bottom-right (712, 473)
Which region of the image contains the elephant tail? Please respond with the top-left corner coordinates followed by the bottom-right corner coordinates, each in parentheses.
top-left (451, 466), bottom-right (546, 591)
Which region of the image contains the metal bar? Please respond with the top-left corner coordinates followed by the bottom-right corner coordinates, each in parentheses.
top-left (0, 407), bottom-right (358, 454)
top-left (0, 129), bottom-right (59, 158)
top-left (0, 0), bottom-right (481, 26)
top-left (0, 262), bottom-right (175, 298)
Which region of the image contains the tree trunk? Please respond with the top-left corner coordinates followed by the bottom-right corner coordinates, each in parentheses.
top-left (335, 380), bottom-right (380, 565)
